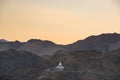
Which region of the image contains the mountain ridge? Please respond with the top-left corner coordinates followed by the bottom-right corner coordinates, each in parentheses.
top-left (0, 39), bottom-right (8, 42)
top-left (0, 33), bottom-right (120, 56)
top-left (66, 33), bottom-right (120, 52)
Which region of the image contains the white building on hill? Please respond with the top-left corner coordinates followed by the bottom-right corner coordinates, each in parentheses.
top-left (56, 60), bottom-right (64, 71)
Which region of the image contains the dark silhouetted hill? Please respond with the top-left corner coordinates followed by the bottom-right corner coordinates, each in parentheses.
top-left (66, 33), bottom-right (120, 52)
top-left (0, 48), bottom-right (120, 80)
top-left (42, 49), bottom-right (120, 80)
top-left (0, 33), bottom-right (120, 56)
top-left (0, 39), bottom-right (8, 42)
top-left (0, 49), bottom-right (49, 80)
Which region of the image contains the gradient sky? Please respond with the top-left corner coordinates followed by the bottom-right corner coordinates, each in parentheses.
top-left (0, 0), bottom-right (120, 44)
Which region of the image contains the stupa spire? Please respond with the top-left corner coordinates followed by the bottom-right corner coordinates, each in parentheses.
top-left (56, 59), bottom-right (64, 71)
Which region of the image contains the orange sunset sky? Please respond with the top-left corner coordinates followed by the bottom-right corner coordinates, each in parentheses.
top-left (0, 0), bottom-right (120, 44)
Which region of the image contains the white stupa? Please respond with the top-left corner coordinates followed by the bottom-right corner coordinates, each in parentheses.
top-left (56, 60), bottom-right (64, 71)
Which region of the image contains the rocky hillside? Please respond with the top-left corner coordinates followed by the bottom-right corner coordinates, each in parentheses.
top-left (66, 33), bottom-right (120, 52)
top-left (0, 49), bottom-right (49, 80)
top-left (0, 33), bottom-right (120, 80)
top-left (0, 40), bottom-right (23, 51)
top-left (41, 49), bottom-right (120, 80)
top-left (18, 39), bottom-right (64, 56)
top-left (0, 48), bottom-right (120, 80)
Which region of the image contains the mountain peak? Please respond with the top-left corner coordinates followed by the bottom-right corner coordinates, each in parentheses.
top-left (27, 39), bottom-right (42, 43)
top-left (0, 39), bottom-right (8, 42)
top-left (67, 33), bottom-right (120, 52)
top-left (85, 33), bottom-right (120, 40)
top-left (27, 39), bottom-right (56, 45)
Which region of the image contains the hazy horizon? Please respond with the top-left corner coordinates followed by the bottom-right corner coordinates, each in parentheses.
top-left (0, 0), bottom-right (120, 44)
top-left (1, 32), bottom-right (120, 45)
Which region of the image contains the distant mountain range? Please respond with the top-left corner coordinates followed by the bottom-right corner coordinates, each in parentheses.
top-left (0, 33), bottom-right (120, 80)
top-left (0, 39), bottom-right (8, 42)
top-left (0, 33), bottom-right (120, 56)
